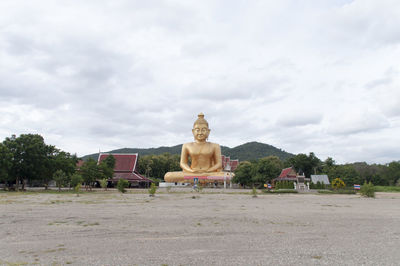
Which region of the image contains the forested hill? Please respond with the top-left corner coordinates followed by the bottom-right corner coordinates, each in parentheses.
top-left (81, 141), bottom-right (294, 162)
top-left (221, 142), bottom-right (294, 161)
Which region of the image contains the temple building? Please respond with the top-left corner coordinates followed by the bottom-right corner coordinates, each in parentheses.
top-left (273, 167), bottom-right (311, 189)
top-left (221, 155), bottom-right (239, 172)
top-left (274, 167), bottom-right (298, 182)
top-left (97, 153), bottom-right (152, 188)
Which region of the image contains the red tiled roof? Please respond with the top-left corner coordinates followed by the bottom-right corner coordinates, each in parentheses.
top-left (98, 153), bottom-right (137, 172)
top-left (278, 167), bottom-right (297, 178)
top-left (113, 172), bottom-right (151, 182)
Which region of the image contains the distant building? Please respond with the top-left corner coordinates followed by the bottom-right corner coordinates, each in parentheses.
top-left (311, 175), bottom-right (330, 185)
top-left (221, 155), bottom-right (239, 172)
top-left (273, 167), bottom-right (310, 183)
top-left (274, 167), bottom-right (298, 181)
top-left (98, 153), bottom-right (152, 188)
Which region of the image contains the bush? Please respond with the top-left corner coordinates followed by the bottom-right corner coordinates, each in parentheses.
top-left (251, 187), bottom-right (258, 198)
top-left (275, 181), bottom-right (294, 189)
top-left (331, 178), bottom-right (345, 190)
top-left (310, 181), bottom-right (325, 189)
top-left (117, 179), bottom-right (129, 193)
top-left (100, 178), bottom-right (108, 191)
top-left (148, 183), bottom-right (157, 197)
top-left (360, 182), bottom-right (375, 198)
top-left (74, 183), bottom-right (81, 197)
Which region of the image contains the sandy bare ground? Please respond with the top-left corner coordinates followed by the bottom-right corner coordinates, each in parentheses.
top-left (1, 189), bottom-right (400, 266)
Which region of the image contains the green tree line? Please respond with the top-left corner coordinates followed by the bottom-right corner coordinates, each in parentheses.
top-left (0, 134), bottom-right (78, 190)
top-left (0, 134), bottom-right (116, 191)
top-left (233, 153), bottom-right (400, 188)
top-left (137, 153), bottom-right (181, 179)
top-left (2, 134), bottom-right (399, 190)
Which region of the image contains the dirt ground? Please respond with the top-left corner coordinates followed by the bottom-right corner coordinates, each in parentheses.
top-left (1, 188), bottom-right (400, 266)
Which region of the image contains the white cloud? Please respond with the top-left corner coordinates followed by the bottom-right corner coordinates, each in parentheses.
top-left (0, 0), bottom-right (399, 163)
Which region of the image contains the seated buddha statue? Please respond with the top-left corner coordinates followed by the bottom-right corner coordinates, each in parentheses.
top-left (164, 113), bottom-right (228, 183)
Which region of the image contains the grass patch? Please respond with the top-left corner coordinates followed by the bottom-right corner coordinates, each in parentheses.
top-left (50, 200), bottom-right (72, 204)
top-left (263, 189), bottom-right (298, 194)
top-left (48, 221), bottom-right (68, 226)
top-left (83, 222), bottom-right (99, 227)
top-left (77, 200), bottom-right (99, 204)
top-left (0, 260), bottom-right (28, 266)
top-left (318, 189), bottom-right (355, 194)
top-left (43, 248), bottom-right (66, 253)
top-left (374, 186), bottom-right (400, 192)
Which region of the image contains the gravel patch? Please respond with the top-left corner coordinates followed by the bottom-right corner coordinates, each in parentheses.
top-left (0, 190), bottom-right (399, 265)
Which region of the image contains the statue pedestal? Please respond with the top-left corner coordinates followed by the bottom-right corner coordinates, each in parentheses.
top-left (164, 171), bottom-right (232, 184)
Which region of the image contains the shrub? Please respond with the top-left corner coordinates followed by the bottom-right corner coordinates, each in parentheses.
top-left (100, 178), bottom-right (108, 191)
top-left (148, 183), bottom-right (157, 197)
top-left (275, 181), bottom-right (294, 190)
top-left (251, 186), bottom-right (258, 198)
top-left (331, 178), bottom-right (345, 190)
top-left (117, 179), bottom-right (129, 193)
top-left (74, 183), bottom-right (81, 197)
top-left (360, 182), bottom-right (375, 198)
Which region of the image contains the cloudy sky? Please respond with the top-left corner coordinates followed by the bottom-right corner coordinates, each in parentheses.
top-left (1, 0), bottom-right (399, 164)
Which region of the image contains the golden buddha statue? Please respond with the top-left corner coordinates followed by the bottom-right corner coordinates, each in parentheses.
top-left (164, 113), bottom-right (229, 183)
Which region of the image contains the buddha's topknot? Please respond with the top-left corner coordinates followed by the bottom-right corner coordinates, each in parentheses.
top-left (193, 113), bottom-right (209, 127)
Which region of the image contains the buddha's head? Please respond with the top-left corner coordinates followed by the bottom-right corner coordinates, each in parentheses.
top-left (192, 113), bottom-right (210, 142)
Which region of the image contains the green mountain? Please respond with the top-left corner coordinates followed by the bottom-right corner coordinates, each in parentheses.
top-left (221, 142), bottom-right (294, 161)
top-left (81, 141), bottom-right (294, 162)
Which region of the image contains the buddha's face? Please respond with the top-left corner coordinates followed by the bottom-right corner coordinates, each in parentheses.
top-left (192, 123), bottom-right (210, 142)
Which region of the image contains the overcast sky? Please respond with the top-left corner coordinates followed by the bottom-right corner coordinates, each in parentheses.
top-left (1, 0), bottom-right (399, 164)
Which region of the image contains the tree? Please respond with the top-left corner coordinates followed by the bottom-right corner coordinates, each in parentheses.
top-left (0, 143), bottom-right (13, 185)
top-left (99, 155), bottom-right (116, 180)
top-left (285, 152), bottom-right (321, 178)
top-left (233, 161), bottom-right (253, 187)
top-left (98, 161), bottom-right (114, 180)
top-left (53, 170), bottom-right (68, 192)
top-left (326, 164), bottom-right (361, 186)
top-left (251, 156), bottom-right (283, 186)
top-left (385, 161), bottom-right (400, 186)
top-left (2, 134), bottom-right (49, 191)
top-left (80, 158), bottom-right (99, 190)
top-left (138, 153), bottom-right (180, 179)
top-left (70, 173), bottom-right (83, 188)
top-left (43, 147), bottom-right (77, 188)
